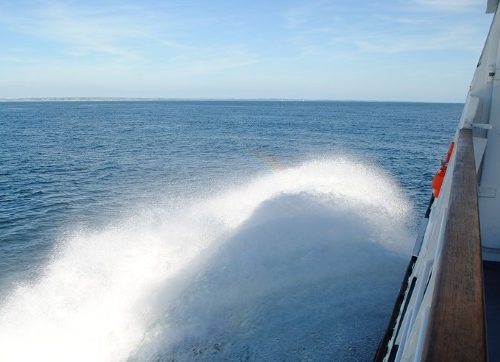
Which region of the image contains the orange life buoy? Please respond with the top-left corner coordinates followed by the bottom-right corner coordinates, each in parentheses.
top-left (432, 141), bottom-right (455, 198)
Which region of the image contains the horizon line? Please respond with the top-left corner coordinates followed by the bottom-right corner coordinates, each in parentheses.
top-left (0, 97), bottom-right (464, 104)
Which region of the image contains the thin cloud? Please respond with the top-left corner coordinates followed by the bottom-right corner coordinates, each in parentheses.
top-left (414, 0), bottom-right (482, 11)
top-left (167, 46), bottom-right (259, 76)
top-left (356, 26), bottom-right (480, 53)
top-left (0, 2), bottom-right (184, 60)
top-left (283, 1), bottom-right (485, 58)
top-left (283, 0), bottom-right (331, 29)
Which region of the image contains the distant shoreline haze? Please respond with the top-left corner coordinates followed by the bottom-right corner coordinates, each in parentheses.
top-left (0, 98), bottom-right (464, 105)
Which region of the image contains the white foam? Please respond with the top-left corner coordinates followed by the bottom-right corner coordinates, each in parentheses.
top-left (0, 158), bottom-right (411, 361)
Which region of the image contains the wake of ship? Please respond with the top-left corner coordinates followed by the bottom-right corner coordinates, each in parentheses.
top-left (0, 158), bottom-right (412, 361)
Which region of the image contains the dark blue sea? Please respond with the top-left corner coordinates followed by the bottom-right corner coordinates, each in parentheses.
top-left (0, 101), bottom-right (460, 361)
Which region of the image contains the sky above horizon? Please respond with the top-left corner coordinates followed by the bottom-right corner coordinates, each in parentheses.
top-left (0, 0), bottom-right (493, 102)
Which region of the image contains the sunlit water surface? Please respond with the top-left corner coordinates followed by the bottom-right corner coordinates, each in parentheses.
top-left (0, 101), bottom-right (460, 361)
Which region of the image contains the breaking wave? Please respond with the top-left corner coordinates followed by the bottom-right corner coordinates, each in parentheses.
top-left (0, 158), bottom-right (412, 361)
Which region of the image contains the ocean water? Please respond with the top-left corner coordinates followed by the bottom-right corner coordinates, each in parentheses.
top-left (0, 101), bottom-right (461, 361)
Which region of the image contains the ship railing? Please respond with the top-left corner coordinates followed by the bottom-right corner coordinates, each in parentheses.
top-left (421, 127), bottom-right (487, 361)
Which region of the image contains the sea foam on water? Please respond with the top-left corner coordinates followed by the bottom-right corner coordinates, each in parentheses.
top-left (0, 158), bottom-right (412, 361)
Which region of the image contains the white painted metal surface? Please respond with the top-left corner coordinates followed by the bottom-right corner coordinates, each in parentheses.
top-left (379, 2), bottom-right (500, 360)
top-left (476, 4), bottom-right (500, 261)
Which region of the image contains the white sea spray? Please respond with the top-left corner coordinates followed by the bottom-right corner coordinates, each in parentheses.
top-left (0, 158), bottom-right (412, 361)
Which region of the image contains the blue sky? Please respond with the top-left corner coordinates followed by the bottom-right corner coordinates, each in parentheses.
top-left (0, 0), bottom-right (492, 101)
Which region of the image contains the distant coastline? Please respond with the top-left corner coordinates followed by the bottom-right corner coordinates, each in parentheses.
top-left (0, 97), bottom-right (463, 104)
